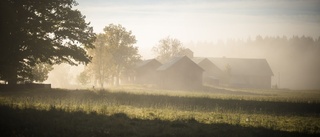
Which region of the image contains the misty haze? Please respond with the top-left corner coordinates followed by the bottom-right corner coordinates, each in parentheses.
top-left (1, 0), bottom-right (320, 137)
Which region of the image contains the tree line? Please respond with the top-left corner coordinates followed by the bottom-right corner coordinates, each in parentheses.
top-left (187, 35), bottom-right (320, 89)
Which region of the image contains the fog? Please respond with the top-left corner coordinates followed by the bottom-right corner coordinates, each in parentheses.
top-left (76, 0), bottom-right (320, 58)
top-left (45, 64), bottom-right (85, 89)
top-left (185, 36), bottom-right (320, 90)
top-left (45, 36), bottom-right (320, 90)
top-left (45, 0), bottom-right (320, 90)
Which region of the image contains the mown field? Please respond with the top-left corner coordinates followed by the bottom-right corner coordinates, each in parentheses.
top-left (0, 85), bottom-right (320, 137)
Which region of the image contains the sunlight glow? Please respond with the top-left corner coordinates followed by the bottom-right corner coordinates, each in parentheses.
top-left (76, 0), bottom-right (320, 58)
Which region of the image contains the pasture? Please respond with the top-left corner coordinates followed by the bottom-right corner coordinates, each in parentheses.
top-left (0, 85), bottom-right (319, 137)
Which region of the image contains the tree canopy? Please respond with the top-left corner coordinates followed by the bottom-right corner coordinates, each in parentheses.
top-left (84, 34), bottom-right (114, 88)
top-left (152, 36), bottom-right (186, 63)
top-left (29, 63), bottom-right (54, 83)
top-left (0, 0), bottom-right (96, 84)
top-left (83, 24), bottom-right (141, 87)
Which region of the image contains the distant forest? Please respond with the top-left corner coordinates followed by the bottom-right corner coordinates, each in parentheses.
top-left (187, 36), bottom-right (320, 89)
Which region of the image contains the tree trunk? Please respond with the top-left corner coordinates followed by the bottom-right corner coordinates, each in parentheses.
top-left (100, 81), bottom-right (104, 89)
top-left (115, 74), bottom-right (120, 86)
top-left (7, 66), bottom-right (17, 85)
top-left (110, 74), bottom-right (114, 86)
top-left (115, 67), bottom-right (120, 86)
top-left (98, 75), bottom-right (103, 88)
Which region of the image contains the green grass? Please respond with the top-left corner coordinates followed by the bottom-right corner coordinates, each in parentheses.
top-left (0, 85), bottom-right (320, 136)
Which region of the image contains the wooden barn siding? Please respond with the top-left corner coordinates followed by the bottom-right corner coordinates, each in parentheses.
top-left (198, 60), bottom-right (225, 86)
top-left (159, 66), bottom-right (203, 89)
top-left (135, 61), bottom-right (162, 85)
top-left (230, 75), bottom-right (271, 88)
top-left (135, 69), bottom-right (160, 84)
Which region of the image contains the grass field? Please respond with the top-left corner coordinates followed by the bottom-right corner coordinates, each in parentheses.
top-left (0, 85), bottom-right (319, 137)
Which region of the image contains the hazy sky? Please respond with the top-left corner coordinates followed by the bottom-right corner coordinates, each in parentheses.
top-left (76, 0), bottom-right (320, 58)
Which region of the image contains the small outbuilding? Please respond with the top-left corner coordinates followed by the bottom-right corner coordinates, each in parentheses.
top-left (135, 59), bottom-right (162, 85)
top-left (192, 57), bottom-right (223, 85)
top-left (157, 56), bottom-right (204, 89)
top-left (208, 58), bottom-right (274, 88)
top-left (179, 48), bottom-right (194, 58)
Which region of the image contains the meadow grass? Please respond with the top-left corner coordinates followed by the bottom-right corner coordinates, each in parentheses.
top-left (109, 85), bottom-right (320, 103)
top-left (0, 85), bottom-right (320, 136)
top-left (2, 105), bottom-right (317, 137)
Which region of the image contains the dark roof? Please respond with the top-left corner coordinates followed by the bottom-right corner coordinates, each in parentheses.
top-left (208, 58), bottom-right (274, 76)
top-left (191, 57), bottom-right (206, 64)
top-left (192, 57), bottom-right (222, 73)
top-left (157, 56), bottom-right (203, 71)
top-left (182, 48), bottom-right (193, 53)
top-left (157, 57), bottom-right (184, 71)
top-left (135, 59), bottom-right (161, 69)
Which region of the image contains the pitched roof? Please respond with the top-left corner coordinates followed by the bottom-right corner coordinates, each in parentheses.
top-left (208, 58), bottom-right (274, 76)
top-left (192, 57), bottom-right (222, 73)
top-left (191, 57), bottom-right (206, 64)
top-left (157, 56), bottom-right (184, 71)
top-left (157, 56), bottom-right (203, 71)
top-left (183, 48), bottom-right (193, 53)
top-left (135, 59), bottom-right (161, 69)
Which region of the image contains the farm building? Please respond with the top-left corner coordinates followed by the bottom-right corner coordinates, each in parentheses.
top-left (157, 56), bottom-right (204, 89)
top-left (208, 58), bottom-right (274, 88)
top-left (179, 48), bottom-right (194, 58)
top-left (192, 57), bottom-right (223, 85)
top-left (134, 59), bottom-right (162, 85)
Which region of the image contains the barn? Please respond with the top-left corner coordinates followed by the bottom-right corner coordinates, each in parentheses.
top-left (192, 57), bottom-right (223, 85)
top-left (208, 58), bottom-right (274, 88)
top-left (179, 48), bottom-right (194, 58)
top-left (157, 56), bottom-right (204, 89)
top-left (134, 59), bottom-right (162, 85)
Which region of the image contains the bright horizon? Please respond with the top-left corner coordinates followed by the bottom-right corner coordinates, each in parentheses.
top-left (75, 0), bottom-right (320, 59)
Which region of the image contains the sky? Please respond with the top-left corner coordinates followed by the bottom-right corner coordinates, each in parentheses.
top-left (75, 0), bottom-right (320, 59)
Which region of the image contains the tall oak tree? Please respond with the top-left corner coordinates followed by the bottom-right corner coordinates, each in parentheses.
top-left (0, 0), bottom-right (95, 84)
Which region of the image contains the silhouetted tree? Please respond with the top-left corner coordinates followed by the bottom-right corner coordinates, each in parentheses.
top-left (0, 0), bottom-right (96, 85)
top-left (152, 36), bottom-right (186, 63)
